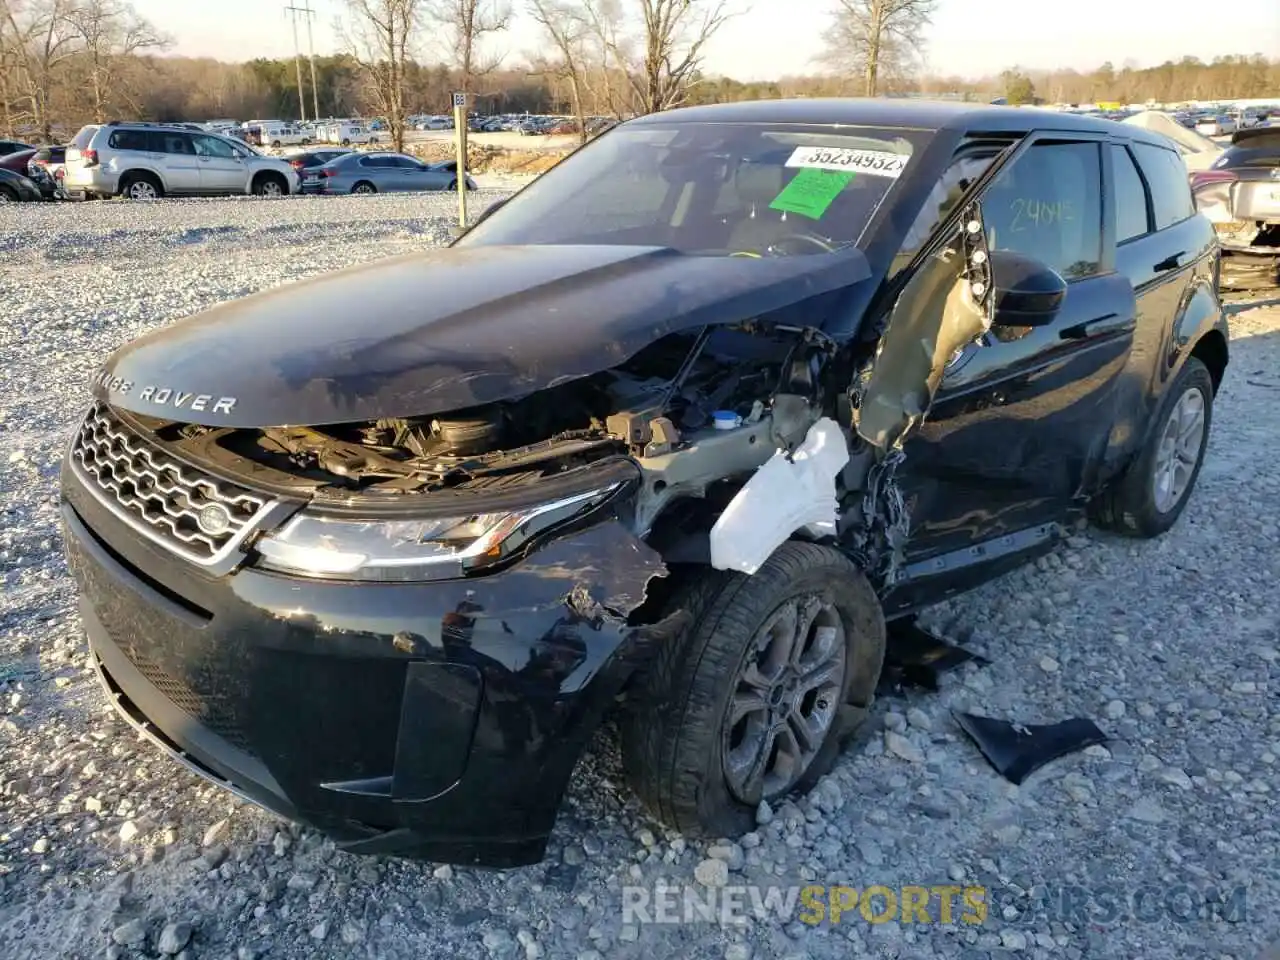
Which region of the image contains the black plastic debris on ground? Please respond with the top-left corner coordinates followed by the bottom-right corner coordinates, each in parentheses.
top-left (878, 616), bottom-right (991, 696)
top-left (953, 712), bottom-right (1108, 785)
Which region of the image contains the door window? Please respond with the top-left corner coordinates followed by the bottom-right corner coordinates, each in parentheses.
top-left (156, 133), bottom-right (194, 155)
top-left (1131, 143), bottom-right (1195, 229)
top-left (982, 141), bottom-right (1103, 281)
top-left (1110, 144), bottom-right (1151, 243)
top-left (192, 135), bottom-right (237, 159)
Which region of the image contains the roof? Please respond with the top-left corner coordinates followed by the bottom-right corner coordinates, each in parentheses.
top-left (629, 98), bottom-right (1164, 140)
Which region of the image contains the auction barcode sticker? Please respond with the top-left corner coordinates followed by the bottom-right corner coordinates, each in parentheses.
top-left (785, 146), bottom-right (908, 179)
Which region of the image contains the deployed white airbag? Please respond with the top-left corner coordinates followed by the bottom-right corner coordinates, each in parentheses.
top-left (709, 417), bottom-right (850, 575)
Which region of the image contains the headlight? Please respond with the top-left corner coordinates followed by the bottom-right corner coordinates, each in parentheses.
top-left (253, 485), bottom-right (619, 581)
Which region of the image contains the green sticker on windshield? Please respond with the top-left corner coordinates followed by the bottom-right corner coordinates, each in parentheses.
top-left (769, 168), bottom-right (855, 220)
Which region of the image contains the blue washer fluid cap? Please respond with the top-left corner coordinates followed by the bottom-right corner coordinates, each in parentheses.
top-left (712, 410), bottom-right (740, 430)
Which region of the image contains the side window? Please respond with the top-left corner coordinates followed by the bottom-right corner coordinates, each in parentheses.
top-left (983, 141), bottom-right (1103, 281)
top-left (359, 156), bottom-right (385, 168)
top-left (192, 135), bottom-right (236, 159)
top-left (109, 130), bottom-right (150, 152)
top-left (155, 133), bottom-right (193, 155)
top-left (1131, 143), bottom-right (1194, 229)
top-left (1110, 144), bottom-right (1151, 243)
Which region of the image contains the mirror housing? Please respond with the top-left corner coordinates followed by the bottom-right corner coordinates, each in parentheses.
top-left (988, 250), bottom-right (1068, 327)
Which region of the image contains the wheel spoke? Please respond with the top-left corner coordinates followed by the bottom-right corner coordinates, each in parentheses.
top-left (728, 689), bottom-right (770, 726)
top-left (729, 723), bottom-right (777, 805)
top-left (786, 709), bottom-right (823, 756)
top-left (759, 600), bottom-right (799, 679)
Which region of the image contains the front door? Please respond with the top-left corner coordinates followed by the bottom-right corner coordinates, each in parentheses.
top-left (891, 136), bottom-right (1137, 592)
top-left (192, 135), bottom-right (245, 193)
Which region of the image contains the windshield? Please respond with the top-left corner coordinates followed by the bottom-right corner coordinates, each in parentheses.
top-left (456, 121), bottom-right (923, 256)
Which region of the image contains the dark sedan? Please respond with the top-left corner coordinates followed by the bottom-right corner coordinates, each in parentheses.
top-left (62, 99), bottom-right (1227, 867)
top-left (0, 167), bottom-right (45, 201)
top-left (0, 138), bottom-right (33, 156)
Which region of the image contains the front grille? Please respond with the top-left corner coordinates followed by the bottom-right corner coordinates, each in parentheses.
top-left (71, 402), bottom-right (272, 565)
top-left (124, 647), bottom-right (258, 756)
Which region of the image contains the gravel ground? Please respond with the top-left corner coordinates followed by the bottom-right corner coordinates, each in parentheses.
top-left (1, 193), bottom-right (1278, 960)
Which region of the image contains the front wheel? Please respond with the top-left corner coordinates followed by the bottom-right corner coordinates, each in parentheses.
top-left (253, 175), bottom-right (286, 197)
top-left (1090, 356), bottom-right (1214, 538)
top-left (0, 185), bottom-right (15, 202)
top-left (621, 542), bottom-right (885, 837)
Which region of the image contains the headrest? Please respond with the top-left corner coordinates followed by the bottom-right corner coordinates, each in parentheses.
top-left (734, 161), bottom-right (785, 205)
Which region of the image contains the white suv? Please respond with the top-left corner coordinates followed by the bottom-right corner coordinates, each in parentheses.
top-left (63, 122), bottom-right (302, 200)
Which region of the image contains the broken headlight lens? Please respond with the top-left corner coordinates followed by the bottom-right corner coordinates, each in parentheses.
top-left (254, 485), bottom-right (619, 581)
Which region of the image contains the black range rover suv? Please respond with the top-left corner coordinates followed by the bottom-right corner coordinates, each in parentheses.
top-left (61, 99), bottom-right (1228, 867)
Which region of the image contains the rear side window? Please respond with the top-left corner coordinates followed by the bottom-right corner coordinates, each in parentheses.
top-left (1131, 143), bottom-right (1194, 229)
top-left (71, 126), bottom-right (98, 150)
top-left (157, 133), bottom-right (194, 155)
top-left (108, 129), bottom-right (151, 151)
top-left (1110, 144), bottom-right (1151, 243)
top-left (983, 141), bottom-right (1103, 281)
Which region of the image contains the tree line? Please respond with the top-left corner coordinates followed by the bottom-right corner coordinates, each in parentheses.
top-left (2, 0), bottom-right (1277, 148)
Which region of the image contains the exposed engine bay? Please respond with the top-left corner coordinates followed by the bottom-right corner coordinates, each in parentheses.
top-left (133, 322), bottom-right (816, 500)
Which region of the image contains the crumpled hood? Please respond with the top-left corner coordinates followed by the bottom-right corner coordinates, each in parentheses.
top-left (92, 243), bottom-right (870, 428)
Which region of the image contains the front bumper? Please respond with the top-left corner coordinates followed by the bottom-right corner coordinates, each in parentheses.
top-left (61, 457), bottom-right (668, 867)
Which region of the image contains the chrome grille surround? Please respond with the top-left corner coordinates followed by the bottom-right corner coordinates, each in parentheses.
top-left (70, 403), bottom-right (277, 566)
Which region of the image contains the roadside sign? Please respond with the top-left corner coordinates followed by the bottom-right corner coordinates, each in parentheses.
top-left (452, 92), bottom-right (466, 108)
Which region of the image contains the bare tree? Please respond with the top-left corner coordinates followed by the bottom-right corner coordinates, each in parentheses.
top-left (2, 0), bottom-right (82, 139)
top-left (65, 0), bottom-right (165, 122)
top-left (526, 0), bottom-right (588, 141)
top-left (820, 0), bottom-right (936, 97)
top-left (585, 0), bottom-right (732, 115)
top-left (424, 0), bottom-right (510, 97)
top-left (338, 0), bottom-right (419, 151)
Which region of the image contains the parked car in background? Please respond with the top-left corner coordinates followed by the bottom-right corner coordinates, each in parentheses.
top-left (28, 144), bottom-right (66, 179)
top-left (63, 122), bottom-right (301, 200)
top-left (308, 151), bottom-right (476, 194)
top-left (1195, 114), bottom-right (1237, 137)
top-left (251, 122), bottom-right (310, 148)
top-left (0, 147), bottom-right (36, 174)
top-left (1192, 125), bottom-right (1280, 287)
top-left (0, 138), bottom-right (33, 157)
top-left (64, 100), bottom-right (1228, 868)
top-left (324, 123), bottom-right (379, 146)
top-left (0, 167), bottom-right (43, 201)
top-left (286, 148), bottom-right (354, 191)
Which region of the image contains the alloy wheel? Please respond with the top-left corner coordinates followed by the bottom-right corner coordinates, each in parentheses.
top-left (722, 594), bottom-right (846, 804)
top-left (1152, 386), bottom-right (1206, 514)
top-left (260, 180), bottom-right (283, 197)
top-left (128, 181), bottom-right (157, 200)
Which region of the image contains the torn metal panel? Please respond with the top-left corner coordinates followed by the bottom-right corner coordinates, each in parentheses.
top-left (708, 417), bottom-right (850, 575)
top-left (855, 203), bottom-right (995, 454)
top-left (954, 713), bottom-right (1107, 785)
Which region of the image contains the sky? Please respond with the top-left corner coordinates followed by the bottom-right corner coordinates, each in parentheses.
top-left (132, 0), bottom-right (1280, 83)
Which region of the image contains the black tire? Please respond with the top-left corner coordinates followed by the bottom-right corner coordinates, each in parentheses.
top-left (0, 185), bottom-right (16, 202)
top-left (252, 174), bottom-right (287, 197)
top-left (341, 138), bottom-right (351, 147)
top-left (351, 181), bottom-right (376, 195)
top-left (118, 172), bottom-right (163, 201)
top-left (621, 542), bottom-right (886, 838)
top-left (1090, 356), bottom-right (1214, 538)
top-left (270, 139), bottom-right (282, 148)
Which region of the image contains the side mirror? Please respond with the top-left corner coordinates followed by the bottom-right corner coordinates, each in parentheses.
top-left (988, 250), bottom-right (1068, 327)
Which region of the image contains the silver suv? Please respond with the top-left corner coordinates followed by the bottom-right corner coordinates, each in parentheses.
top-left (64, 122), bottom-right (301, 200)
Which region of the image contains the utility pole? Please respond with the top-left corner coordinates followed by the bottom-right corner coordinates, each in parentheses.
top-left (302, 1), bottom-right (321, 121)
top-left (284, 4), bottom-right (308, 122)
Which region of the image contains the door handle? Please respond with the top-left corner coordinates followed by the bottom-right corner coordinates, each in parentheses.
top-left (1153, 251), bottom-right (1186, 272)
top-left (1059, 313), bottom-right (1137, 339)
